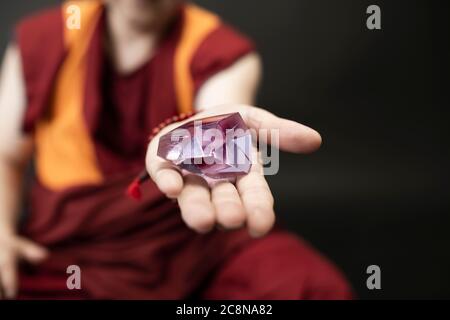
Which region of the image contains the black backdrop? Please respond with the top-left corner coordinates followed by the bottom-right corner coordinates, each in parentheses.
top-left (1, 0), bottom-right (449, 299)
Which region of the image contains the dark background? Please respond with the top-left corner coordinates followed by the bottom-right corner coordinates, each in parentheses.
top-left (1, 0), bottom-right (449, 299)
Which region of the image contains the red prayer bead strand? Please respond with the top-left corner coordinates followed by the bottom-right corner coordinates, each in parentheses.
top-left (147, 110), bottom-right (196, 142)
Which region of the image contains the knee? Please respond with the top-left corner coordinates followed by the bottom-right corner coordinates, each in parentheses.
top-left (203, 231), bottom-right (353, 300)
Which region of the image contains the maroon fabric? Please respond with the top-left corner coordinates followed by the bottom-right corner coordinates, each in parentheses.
top-left (14, 5), bottom-right (257, 299)
top-left (202, 231), bottom-right (353, 300)
top-left (94, 60), bottom-right (151, 174)
top-left (14, 4), bottom-right (352, 299)
top-left (20, 173), bottom-right (252, 299)
top-left (18, 229), bottom-right (353, 300)
top-left (87, 10), bottom-right (183, 175)
top-left (15, 7), bottom-right (65, 133)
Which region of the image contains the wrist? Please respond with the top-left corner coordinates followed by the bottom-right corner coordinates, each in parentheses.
top-left (0, 223), bottom-right (16, 240)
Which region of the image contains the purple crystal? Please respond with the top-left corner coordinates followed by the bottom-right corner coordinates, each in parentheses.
top-left (157, 113), bottom-right (252, 180)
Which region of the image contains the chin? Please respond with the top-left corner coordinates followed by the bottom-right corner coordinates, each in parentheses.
top-left (110, 0), bottom-right (180, 29)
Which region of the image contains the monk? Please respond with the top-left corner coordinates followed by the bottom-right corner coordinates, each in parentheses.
top-left (0, 0), bottom-right (352, 299)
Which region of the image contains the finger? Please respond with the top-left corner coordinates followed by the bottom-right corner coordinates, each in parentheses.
top-left (236, 162), bottom-right (275, 238)
top-left (177, 175), bottom-right (216, 233)
top-left (15, 238), bottom-right (48, 264)
top-left (0, 258), bottom-right (17, 299)
top-left (211, 182), bottom-right (246, 229)
top-left (243, 106), bottom-right (322, 153)
top-left (146, 140), bottom-right (183, 198)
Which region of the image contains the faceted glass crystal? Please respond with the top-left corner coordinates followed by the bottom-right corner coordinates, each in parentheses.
top-left (157, 113), bottom-right (252, 180)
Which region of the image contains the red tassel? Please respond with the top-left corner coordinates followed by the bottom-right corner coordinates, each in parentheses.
top-left (126, 180), bottom-right (142, 200)
top-left (126, 170), bottom-right (150, 200)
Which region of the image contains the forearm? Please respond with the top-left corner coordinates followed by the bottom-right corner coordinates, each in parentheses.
top-left (194, 53), bottom-right (261, 111)
top-left (0, 43), bottom-right (30, 238)
top-left (0, 159), bottom-right (25, 237)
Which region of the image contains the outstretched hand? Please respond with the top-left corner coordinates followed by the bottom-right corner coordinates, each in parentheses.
top-left (0, 233), bottom-right (48, 299)
top-left (145, 104), bottom-right (321, 237)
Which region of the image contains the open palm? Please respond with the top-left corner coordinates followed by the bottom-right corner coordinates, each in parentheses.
top-left (145, 104), bottom-right (321, 237)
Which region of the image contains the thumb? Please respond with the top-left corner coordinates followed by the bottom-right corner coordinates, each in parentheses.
top-left (15, 237), bottom-right (48, 264)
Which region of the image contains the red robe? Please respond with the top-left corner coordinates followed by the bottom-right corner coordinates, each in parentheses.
top-left (14, 1), bottom-right (352, 299)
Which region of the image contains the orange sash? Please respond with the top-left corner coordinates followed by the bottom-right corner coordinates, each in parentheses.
top-left (34, 1), bottom-right (220, 190)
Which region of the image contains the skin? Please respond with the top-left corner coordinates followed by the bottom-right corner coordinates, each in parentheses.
top-left (0, 44), bottom-right (49, 300)
top-left (146, 104), bottom-right (321, 236)
top-left (0, 0), bottom-right (321, 299)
